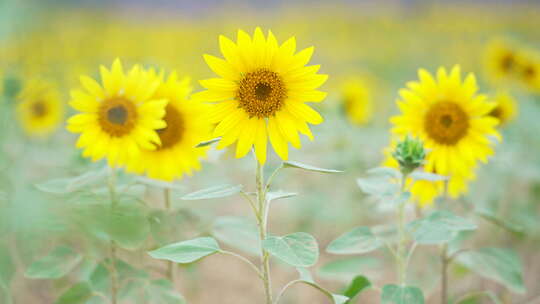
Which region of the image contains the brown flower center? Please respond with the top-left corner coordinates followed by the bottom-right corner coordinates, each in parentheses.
top-left (98, 98), bottom-right (138, 137)
top-left (156, 104), bottom-right (184, 150)
top-left (489, 106), bottom-right (503, 121)
top-left (32, 101), bottom-right (47, 118)
top-left (424, 101), bottom-right (469, 145)
top-left (237, 69), bottom-right (287, 118)
top-left (522, 64), bottom-right (536, 81)
top-left (500, 53), bottom-right (515, 73)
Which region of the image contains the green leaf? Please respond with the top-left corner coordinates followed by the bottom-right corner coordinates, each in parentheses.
top-left (318, 257), bottom-right (381, 281)
top-left (85, 202), bottom-right (150, 250)
top-left (367, 167), bottom-right (402, 179)
top-left (343, 275), bottom-right (371, 303)
top-left (148, 237), bottom-right (220, 263)
top-left (263, 232), bottom-right (319, 267)
top-left (408, 211), bottom-right (477, 244)
top-left (357, 177), bottom-right (399, 198)
top-left (180, 184), bottom-right (243, 200)
top-left (135, 176), bottom-right (184, 191)
top-left (283, 161), bottom-right (343, 173)
top-left (294, 268), bottom-right (349, 304)
top-left (0, 244), bottom-right (14, 287)
top-left (89, 260), bottom-right (148, 297)
top-left (35, 167), bottom-right (107, 194)
top-left (266, 190), bottom-right (298, 202)
top-left (143, 279), bottom-right (186, 304)
top-left (54, 282), bottom-right (93, 304)
top-left (475, 209), bottom-right (525, 235)
top-left (456, 248), bottom-right (525, 294)
top-left (409, 171), bottom-right (447, 182)
top-left (196, 137), bottom-right (221, 147)
top-left (212, 216), bottom-right (260, 256)
top-left (327, 227), bottom-right (382, 255)
top-left (25, 246), bottom-right (82, 279)
top-left (456, 291), bottom-right (502, 304)
top-left (381, 284), bottom-right (424, 304)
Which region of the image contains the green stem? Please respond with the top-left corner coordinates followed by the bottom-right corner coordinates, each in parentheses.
top-left (396, 173), bottom-right (409, 286)
top-left (441, 244), bottom-right (449, 304)
top-left (108, 168), bottom-right (119, 304)
top-left (256, 161), bottom-right (273, 304)
top-left (163, 188), bottom-right (176, 284)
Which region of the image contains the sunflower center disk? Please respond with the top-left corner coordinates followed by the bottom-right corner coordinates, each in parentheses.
top-left (237, 69), bottom-right (287, 118)
top-left (32, 101), bottom-right (47, 118)
top-left (424, 101), bottom-right (469, 145)
top-left (501, 53), bottom-right (515, 72)
top-left (489, 106), bottom-right (503, 120)
top-left (98, 98), bottom-right (138, 137)
top-left (156, 105), bottom-right (184, 150)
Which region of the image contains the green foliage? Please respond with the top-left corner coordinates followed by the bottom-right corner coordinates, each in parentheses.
top-left (283, 161), bottom-right (343, 173)
top-left (138, 279), bottom-right (186, 304)
top-left (327, 226), bottom-right (382, 255)
top-left (293, 268), bottom-right (349, 304)
top-left (408, 211), bottom-right (477, 244)
top-left (342, 275), bottom-right (371, 303)
top-left (180, 184), bottom-right (243, 200)
top-left (0, 243), bottom-right (14, 288)
top-left (54, 282), bottom-right (93, 304)
top-left (456, 248), bottom-right (526, 294)
top-left (263, 232), bottom-right (319, 267)
top-left (25, 246), bottom-right (82, 279)
top-left (212, 216), bottom-right (260, 256)
top-left (318, 257), bottom-right (381, 281)
top-left (381, 284), bottom-right (424, 304)
top-left (266, 190), bottom-right (298, 202)
top-left (35, 167), bottom-right (108, 194)
top-left (148, 237), bottom-right (220, 263)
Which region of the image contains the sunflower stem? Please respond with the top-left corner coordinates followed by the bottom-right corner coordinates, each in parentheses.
top-left (396, 173), bottom-right (409, 287)
top-left (163, 188), bottom-right (176, 285)
top-left (107, 167), bottom-right (119, 304)
top-left (255, 160), bottom-right (273, 304)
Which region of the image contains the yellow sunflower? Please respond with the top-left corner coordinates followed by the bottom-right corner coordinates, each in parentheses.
top-left (194, 27), bottom-right (328, 164)
top-left (16, 79), bottom-right (64, 138)
top-left (489, 91), bottom-right (518, 126)
top-left (484, 39), bottom-right (519, 85)
top-left (67, 59), bottom-right (168, 167)
top-left (126, 71), bottom-right (211, 181)
top-left (516, 50), bottom-right (540, 93)
top-left (388, 65), bottom-right (500, 205)
top-left (341, 78), bottom-right (373, 126)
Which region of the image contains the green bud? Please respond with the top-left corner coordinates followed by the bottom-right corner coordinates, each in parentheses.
top-left (392, 135), bottom-right (426, 175)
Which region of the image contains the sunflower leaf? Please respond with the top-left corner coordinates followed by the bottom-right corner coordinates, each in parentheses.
top-left (283, 161), bottom-right (343, 174)
top-left (180, 184), bottom-right (243, 200)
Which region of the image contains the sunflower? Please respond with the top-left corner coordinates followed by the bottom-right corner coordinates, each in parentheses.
top-left (341, 78), bottom-right (373, 126)
top-left (67, 59), bottom-right (168, 167)
top-left (489, 91), bottom-right (518, 126)
top-left (484, 39), bottom-right (519, 85)
top-left (194, 27), bottom-right (328, 164)
top-left (16, 79), bottom-right (64, 138)
top-left (388, 65), bottom-right (500, 205)
top-left (516, 50), bottom-right (540, 93)
top-left (125, 71), bottom-right (211, 181)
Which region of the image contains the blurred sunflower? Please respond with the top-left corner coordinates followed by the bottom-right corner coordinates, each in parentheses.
top-left (516, 50), bottom-right (540, 93)
top-left (388, 65), bottom-right (500, 205)
top-left (126, 71), bottom-right (211, 181)
top-left (66, 59), bottom-right (168, 167)
top-left (484, 39), bottom-right (519, 85)
top-left (489, 91), bottom-right (518, 126)
top-left (194, 27), bottom-right (328, 164)
top-left (341, 78), bottom-right (373, 126)
top-left (16, 79), bottom-right (64, 138)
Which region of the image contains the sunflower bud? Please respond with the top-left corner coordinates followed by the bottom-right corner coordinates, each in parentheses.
top-left (392, 136), bottom-right (426, 175)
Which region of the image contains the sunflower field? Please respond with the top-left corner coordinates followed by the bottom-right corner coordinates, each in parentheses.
top-left (1, 1), bottom-right (540, 303)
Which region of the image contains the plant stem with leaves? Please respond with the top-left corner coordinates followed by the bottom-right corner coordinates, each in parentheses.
top-left (396, 172), bottom-right (409, 286)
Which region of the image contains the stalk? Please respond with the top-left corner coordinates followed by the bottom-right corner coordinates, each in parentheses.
top-left (441, 243), bottom-right (449, 304)
top-left (107, 168), bottom-right (119, 304)
top-left (255, 161), bottom-right (273, 304)
top-left (163, 188), bottom-right (176, 284)
top-left (396, 173), bottom-right (409, 286)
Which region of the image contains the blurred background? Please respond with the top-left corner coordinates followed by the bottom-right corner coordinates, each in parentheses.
top-left (1, 0), bottom-right (539, 303)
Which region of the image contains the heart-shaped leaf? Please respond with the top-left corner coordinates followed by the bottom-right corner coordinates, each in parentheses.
top-left (148, 237), bottom-right (220, 264)
top-left (327, 227), bottom-right (382, 255)
top-left (408, 211), bottom-right (477, 244)
top-left (263, 232), bottom-right (319, 267)
top-left (381, 284), bottom-right (424, 304)
top-left (25, 246), bottom-right (82, 279)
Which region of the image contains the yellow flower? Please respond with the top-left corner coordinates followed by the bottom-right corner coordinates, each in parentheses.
top-left (341, 78), bottom-right (373, 125)
top-left (516, 50), bottom-right (540, 93)
top-left (388, 65), bottom-right (500, 205)
top-left (484, 39), bottom-right (519, 85)
top-left (194, 27), bottom-right (328, 164)
top-left (489, 91), bottom-right (518, 126)
top-left (67, 59), bottom-right (168, 167)
top-left (16, 79), bottom-right (64, 138)
top-left (126, 71), bottom-right (211, 181)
